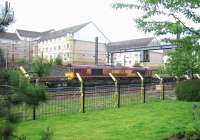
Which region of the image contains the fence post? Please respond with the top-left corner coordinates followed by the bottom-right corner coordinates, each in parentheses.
top-left (137, 72), bottom-right (145, 103)
top-left (33, 105), bottom-right (36, 120)
top-left (109, 73), bottom-right (119, 108)
top-left (76, 73), bottom-right (85, 113)
top-left (117, 83), bottom-right (120, 108)
top-left (155, 74), bottom-right (164, 100)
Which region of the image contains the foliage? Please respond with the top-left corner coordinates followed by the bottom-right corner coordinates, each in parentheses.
top-left (54, 56), bottom-right (62, 65)
top-left (133, 62), bottom-right (141, 67)
top-left (0, 1), bottom-right (14, 32)
top-left (40, 127), bottom-right (53, 140)
top-left (0, 69), bottom-right (47, 138)
top-left (112, 0), bottom-right (200, 77)
top-left (0, 48), bottom-right (5, 68)
top-left (32, 56), bottom-right (52, 78)
top-left (23, 84), bottom-right (46, 107)
top-left (112, 0), bottom-right (200, 38)
top-left (164, 37), bottom-right (200, 77)
top-left (192, 104), bottom-right (200, 120)
top-left (176, 80), bottom-right (200, 101)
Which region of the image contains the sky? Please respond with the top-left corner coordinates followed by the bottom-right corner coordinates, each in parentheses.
top-left (5, 0), bottom-right (153, 42)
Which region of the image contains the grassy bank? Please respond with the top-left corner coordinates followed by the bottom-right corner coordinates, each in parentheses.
top-left (16, 100), bottom-right (198, 140)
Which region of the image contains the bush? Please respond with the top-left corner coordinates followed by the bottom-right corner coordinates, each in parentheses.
top-left (176, 80), bottom-right (200, 101)
top-left (54, 57), bottom-right (62, 65)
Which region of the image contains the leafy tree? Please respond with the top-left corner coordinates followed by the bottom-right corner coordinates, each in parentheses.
top-left (165, 37), bottom-right (200, 77)
top-left (32, 56), bottom-right (52, 78)
top-left (112, 0), bottom-right (200, 77)
top-left (0, 1), bottom-right (14, 32)
top-left (54, 56), bottom-right (62, 65)
top-left (0, 48), bottom-right (5, 68)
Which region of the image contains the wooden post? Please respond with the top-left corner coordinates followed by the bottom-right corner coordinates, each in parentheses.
top-left (76, 73), bottom-right (85, 113)
top-left (109, 73), bottom-right (119, 108)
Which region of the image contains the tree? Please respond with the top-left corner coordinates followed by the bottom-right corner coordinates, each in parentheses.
top-left (0, 48), bottom-right (5, 68)
top-left (32, 56), bottom-right (52, 79)
top-left (54, 55), bottom-right (63, 65)
top-left (0, 70), bottom-right (28, 139)
top-left (112, 0), bottom-right (200, 77)
top-left (165, 36), bottom-right (200, 77)
top-left (0, 1), bottom-right (14, 32)
top-left (0, 69), bottom-right (47, 139)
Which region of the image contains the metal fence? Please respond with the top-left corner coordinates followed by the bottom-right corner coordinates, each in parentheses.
top-left (0, 80), bottom-right (177, 121)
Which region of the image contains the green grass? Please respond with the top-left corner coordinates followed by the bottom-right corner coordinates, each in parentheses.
top-left (16, 100), bottom-right (198, 140)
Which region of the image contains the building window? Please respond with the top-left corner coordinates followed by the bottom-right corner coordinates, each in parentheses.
top-left (58, 45), bottom-right (61, 50)
top-left (67, 44), bottom-right (69, 48)
top-left (46, 48), bottom-right (48, 52)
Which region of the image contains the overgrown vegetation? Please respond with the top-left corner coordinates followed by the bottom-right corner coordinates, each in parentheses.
top-left (176, 80), bottom-right (200, 101)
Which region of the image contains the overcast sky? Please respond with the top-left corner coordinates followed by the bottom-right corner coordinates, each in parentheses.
top-left (5, 0), bottom-right (153, 41)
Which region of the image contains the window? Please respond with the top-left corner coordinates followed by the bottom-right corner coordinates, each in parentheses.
top-left (67, 53), bottom-right (70, 57)
top-left (46, 48), bottom-right (48, 52)
top-left (58, 45), bottom-right (61, 49)
top-left (54, 46), bottom-right (56, 50)
top-left (67, 44), bottom-right (69, 48)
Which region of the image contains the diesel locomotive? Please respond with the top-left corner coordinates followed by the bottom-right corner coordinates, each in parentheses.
top-left (64, 64), bottom-right (153, 79)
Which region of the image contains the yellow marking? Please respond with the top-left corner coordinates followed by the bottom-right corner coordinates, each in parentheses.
top-left (109, 73), bottom-right (116, 82)
top-left (64, 72), bottom-right (74, 80)
top-left (137, 72), bottom-right (144, 81)
top-left (19, 66), bottom-right (30, 79)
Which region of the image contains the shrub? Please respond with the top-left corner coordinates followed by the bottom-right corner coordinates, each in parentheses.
top-left (54, 57), bottom-right (62, 65)
top-left (176, 80), bottom-right (200, 101)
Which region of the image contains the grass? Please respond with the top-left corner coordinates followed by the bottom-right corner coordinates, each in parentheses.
top-left (16, 100), bottom-right (198, 140)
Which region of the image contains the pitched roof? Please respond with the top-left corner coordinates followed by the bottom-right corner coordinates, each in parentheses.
top-left (0, 32), bottom-right (20, 40)
top-left (107, 37), bottom-right (155, 52)
top-left (16, 29), bottom-right (41, 38)
top-left (39, 22), bottom-right (91, 41)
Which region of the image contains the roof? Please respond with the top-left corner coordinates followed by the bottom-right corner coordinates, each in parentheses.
top-left (0, 32), bottom-right (20, 40)
top-left (107, 37), bottom-right (155, 52)
top-left (16, 29), bottom-right (55, 39)
top-left (39, 22), bottom-right (91, 41)
top-left (16, 29), bottom-right (41, 38)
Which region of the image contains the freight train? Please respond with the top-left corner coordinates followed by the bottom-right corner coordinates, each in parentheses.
top-left (64, 64), bottom-right (153, 79)
top-left (33, 64), bottom-right (154, 88)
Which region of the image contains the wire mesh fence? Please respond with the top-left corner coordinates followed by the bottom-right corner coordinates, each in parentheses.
top-left (120, 84), bottom-right (141, 106)
top-left (0, 81), bottom-right (177, 121)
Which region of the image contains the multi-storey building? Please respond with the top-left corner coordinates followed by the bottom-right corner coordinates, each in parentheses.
top-left (0, 32), bottom-right (31, 64)
top-left (0, 22), bottom-right (110, 65)
top-left (37, 22), bottom-right (109, 64)
top-left (0, 22), bottom-right (166, 68)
